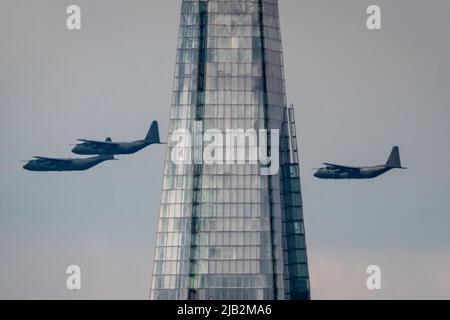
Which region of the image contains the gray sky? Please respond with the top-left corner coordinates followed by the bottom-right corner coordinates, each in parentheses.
top-left (1, 0), bottom-right (450, 299)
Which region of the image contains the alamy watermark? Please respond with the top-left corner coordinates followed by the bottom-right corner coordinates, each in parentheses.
top-left (66, 5), bottom-right (81, 30)
top-left (66, 265), bottom-right (81, 290)
top-left (366, 265), bottom-right (382, 290)
top-left (170, 121), bottom-right (280, 176)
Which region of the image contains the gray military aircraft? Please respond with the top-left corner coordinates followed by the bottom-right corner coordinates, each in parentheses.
top-left (23, 154), bottom-right (115, 172)
top-left (71, 121), bottom-right (163, 156)
top-left (314, 146), bottom-right (406, 180)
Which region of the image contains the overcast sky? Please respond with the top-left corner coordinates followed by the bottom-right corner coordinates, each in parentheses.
top-left (1, 0), bottom-right (450, 299)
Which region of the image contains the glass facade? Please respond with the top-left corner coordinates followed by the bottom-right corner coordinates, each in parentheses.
top-left (150, 0), bottom-right (310, 300)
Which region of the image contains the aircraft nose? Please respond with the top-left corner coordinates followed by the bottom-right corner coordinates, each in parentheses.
top-left (313, 170), bottom-right (322, 178)
top-left (71, 145), bottom-right (82, 154)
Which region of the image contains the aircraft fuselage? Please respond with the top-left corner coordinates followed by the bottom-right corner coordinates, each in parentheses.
top-left (72, 140), bottom-right (150, 155)
top-left (23, 157), bottom-right (111, 172)
top-left (314, 165), bottom-right (392, 180)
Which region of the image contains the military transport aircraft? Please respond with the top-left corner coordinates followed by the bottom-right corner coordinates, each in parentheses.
top-left (72, 121), bottom-right (163, 156)
top-left (314, 146), bottom-right (406, 180)
top-left (23, 154), bottom-right (115, 172)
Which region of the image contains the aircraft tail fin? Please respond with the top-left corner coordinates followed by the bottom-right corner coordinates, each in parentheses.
top-left (386, 146), bottom-right (404, 168)
top-left (145, 121), bottom-right (161, 144)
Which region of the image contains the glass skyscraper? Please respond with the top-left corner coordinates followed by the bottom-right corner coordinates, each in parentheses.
top-left (150, 0), bottom-right (310, 300)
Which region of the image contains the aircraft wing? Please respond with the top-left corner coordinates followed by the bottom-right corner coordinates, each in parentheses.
top-left (323, 163), bottom-right (360, 172)
top-left (77, 139), bottom-right (119, 147)
top-left (33, 157), bottom-right (71, 163)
